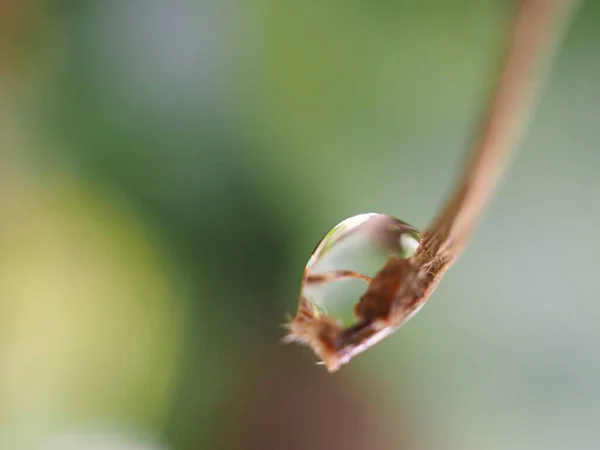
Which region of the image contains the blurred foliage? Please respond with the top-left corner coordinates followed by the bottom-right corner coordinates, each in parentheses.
top-left (1, 1), bottom-right (600, 450)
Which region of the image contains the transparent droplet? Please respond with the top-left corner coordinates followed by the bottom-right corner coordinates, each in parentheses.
top-left (301, 213), bottom-right (421, 327)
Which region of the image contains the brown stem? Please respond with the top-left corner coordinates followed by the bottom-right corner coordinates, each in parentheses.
top-left (286, 0), bottom-right (579, 372)
top-left (425, 0), bottom-right (578, 264)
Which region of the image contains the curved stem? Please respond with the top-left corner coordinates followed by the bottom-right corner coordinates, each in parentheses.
top-left (425, 0), bottom-right (579, 265)
top-left (383, 0), bottom-right (581, 340)
top-left (286, 0), bottom-right (579, 372)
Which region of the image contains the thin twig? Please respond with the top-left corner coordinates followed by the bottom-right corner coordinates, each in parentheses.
top-left (286, 0), bottom-right (579, 372)
top-left (425, 0), bottom-right (578, 264)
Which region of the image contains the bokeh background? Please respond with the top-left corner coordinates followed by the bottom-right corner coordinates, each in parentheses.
top-left (1, 1), bottom-right (599, 449)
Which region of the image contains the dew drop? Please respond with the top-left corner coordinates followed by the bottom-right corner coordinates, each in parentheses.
top-left (301, 213), bottom-right (421, 327)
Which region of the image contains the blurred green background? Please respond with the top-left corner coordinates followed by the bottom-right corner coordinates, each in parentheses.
top-left (1, 1), bottom-right (599, 449)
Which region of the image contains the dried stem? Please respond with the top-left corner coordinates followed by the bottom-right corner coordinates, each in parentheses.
top-left (424, 0), bottom-right (578, 264)
top-left (287, 0), bottom-right (579, 372)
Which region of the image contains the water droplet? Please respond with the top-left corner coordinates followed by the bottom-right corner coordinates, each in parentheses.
top-left (301, 213), bottom-right (421, 327)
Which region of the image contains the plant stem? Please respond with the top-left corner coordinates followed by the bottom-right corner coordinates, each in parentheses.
top-left (373, 0), bottom-right (581, 364)
top-left (287, 0), bottom-right (579, 372)
top-left (425, 0), bottom-right (579, 265)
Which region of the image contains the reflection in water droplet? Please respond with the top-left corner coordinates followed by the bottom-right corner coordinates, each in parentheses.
top-left (301, 213), bottom-right (421, 327)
